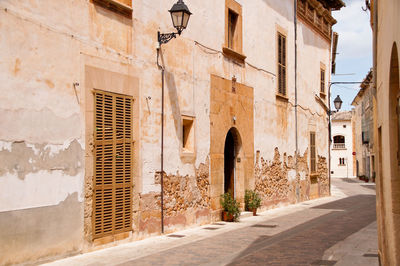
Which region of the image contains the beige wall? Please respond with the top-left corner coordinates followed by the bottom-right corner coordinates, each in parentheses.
top-left (0, 0), bottom-right (337, 264)
top-left (374, 0), bottom-right (400, 264)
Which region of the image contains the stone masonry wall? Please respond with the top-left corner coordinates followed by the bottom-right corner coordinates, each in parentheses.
top-left (255, 147), bottom-right (328, 209)
top-left (139, 159), bottom-right (210, 235)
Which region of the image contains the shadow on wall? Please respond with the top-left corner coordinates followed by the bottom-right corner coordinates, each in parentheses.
top-left (229, 194), bottom-right (376, 265)
top-left (165, 70), bottom-right (182, 142)
top-left (261, 0), bottom-right (294, 22)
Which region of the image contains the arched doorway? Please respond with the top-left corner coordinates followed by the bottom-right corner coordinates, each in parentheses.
top-left (224, 128), bottom-right (242, 198)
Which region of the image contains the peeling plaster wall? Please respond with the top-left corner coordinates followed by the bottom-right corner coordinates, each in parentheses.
top-left (0, 1), bottom-right (85, 264)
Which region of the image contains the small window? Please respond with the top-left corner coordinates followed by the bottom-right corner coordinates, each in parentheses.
top-left (339, 158), bottom-right (346, 166)
top-left (277, 32), bottom-right (287, 96)
top-left (182, 116), bottom-right (195, 153)
top-left (320, 68), bottom-right (325, 94)
top-left (228, 10), bottom-right (238, 50)
top-left (310, 132), bottom-right (316, 173)
top-left (223, 0), bottom-right (244, 62)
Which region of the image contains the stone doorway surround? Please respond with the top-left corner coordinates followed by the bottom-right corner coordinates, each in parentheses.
top-left (209, 74), bottom-right (254, 220)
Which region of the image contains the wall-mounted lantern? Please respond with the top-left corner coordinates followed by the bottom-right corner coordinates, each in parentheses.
top-left (333, 95), bottom-right (343, 112)
top-left (158, 0), bottom-right (192, 45)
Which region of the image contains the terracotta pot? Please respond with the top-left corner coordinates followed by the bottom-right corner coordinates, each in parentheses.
top-left (250, 208), bottom-right (257, 216)
top-left (222, 211), bottom-right (234, 222)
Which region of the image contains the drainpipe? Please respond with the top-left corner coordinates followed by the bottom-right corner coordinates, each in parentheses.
top-left (157, 47), bottom-right (165, 234)
top-left (294, 0), bottom-right (299, 202)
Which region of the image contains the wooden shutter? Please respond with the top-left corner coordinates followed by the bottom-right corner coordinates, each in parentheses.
top-left (93, 90), bottom-right (133, 239)
top-left (320, 69), bottom-right (325, 94)
top-left (278, 33), bottom-right (286, 96)
top-left (310, 132), bottom-right (316, 173)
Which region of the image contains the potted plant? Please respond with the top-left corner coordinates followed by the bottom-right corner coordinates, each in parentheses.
top-left (244, 189), bottom-right (262, 216)
top-left (220, 193), bottom-right (240, 222)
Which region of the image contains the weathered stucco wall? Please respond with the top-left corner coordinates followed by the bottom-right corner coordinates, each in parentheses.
top-left (375, 0), bottom-right (400, 264)
top-left (0, 0), bottom-right (334, 264)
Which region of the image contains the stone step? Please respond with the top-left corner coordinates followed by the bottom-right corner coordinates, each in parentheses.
top-left (240, 211), bottom-right (253, 219)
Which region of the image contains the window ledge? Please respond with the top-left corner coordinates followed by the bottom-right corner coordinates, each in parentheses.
top-left (93, 0), bottom-right (133, 18)
top-left (180, 150), bottom-right (196, 163)
top-left (222, 47), bottom-right (246, 64)
top-left (276, 93), bottom-right (289, 102)
top-left (315, 94), bottom-right (329, 112)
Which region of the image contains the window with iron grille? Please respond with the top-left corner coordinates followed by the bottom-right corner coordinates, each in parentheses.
top-left (93, 90), bottom-right (133, 239)
top-left (277, 32), bottom-right (287, 96)
top-left (310, 132), bottom-right (316, 173)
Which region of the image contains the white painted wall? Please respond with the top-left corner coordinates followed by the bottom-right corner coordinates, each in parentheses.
top-left (331, 119), bottom-right (355, 178)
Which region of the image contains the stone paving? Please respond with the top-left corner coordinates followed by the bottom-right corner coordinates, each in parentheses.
top-left (45, 178), bottom-right (378, 266)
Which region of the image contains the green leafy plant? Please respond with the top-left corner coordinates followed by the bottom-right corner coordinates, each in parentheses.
top-left (220, 193), bottom-right (241, 222)
top-left (244, 189), bottom-right (262, 212)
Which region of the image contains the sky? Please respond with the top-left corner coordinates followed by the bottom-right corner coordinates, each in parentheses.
top-left (331, 0), bottom-right (373, 111)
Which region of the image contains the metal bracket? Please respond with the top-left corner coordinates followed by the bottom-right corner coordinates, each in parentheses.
top-left (158, 31), bottom-right (177, 45)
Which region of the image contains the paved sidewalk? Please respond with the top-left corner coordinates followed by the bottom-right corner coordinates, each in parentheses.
top-left (44, 178), bottom-right (378, 266)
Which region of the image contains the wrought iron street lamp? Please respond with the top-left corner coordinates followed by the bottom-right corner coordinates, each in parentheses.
top-left (333, 95), bottom-right (343, 112)
top-left (158, 0), bottom-right (192, 45)
top-left (157, 0), bottom-right (192, 234)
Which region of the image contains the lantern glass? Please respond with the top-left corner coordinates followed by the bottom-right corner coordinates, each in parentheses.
top-left (171, 11), bottom-right (182, 29)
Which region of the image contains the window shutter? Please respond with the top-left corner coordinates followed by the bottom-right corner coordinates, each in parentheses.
top-left (278, 33), bottom-right (286, 96)
top-left (310, 132), bottom-right (316, 173)
top-left (93, 90), bottom-right (133, 239)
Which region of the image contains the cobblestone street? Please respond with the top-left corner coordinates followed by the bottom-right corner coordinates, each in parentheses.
top-left (46, 178), bottom-right (378, 266)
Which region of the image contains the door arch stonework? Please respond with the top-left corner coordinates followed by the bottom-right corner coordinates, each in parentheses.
top-left (209, 75), bottom-right (254, 218)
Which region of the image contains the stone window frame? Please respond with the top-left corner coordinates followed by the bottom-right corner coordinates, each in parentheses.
top-left (180, 115), bottom-right (196, 162)
top-left (84, 66), bottom-right (139, 246)
top-left (222, 0), bottom-right (246, 64)
top-left (276, 25), bottom-right (288, 101)
top-left (92, 0), bottom-right (133, 18)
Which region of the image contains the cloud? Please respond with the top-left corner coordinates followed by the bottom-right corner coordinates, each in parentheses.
top-left (333, 0), bottom-right (372, 59)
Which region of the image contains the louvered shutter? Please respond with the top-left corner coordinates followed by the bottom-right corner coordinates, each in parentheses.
top-left (93, 90), bottom-right (133, 239)
top-left (278, 33), bottom-right (286, 96)
top-left (310, 132), bottom-right (316, 173)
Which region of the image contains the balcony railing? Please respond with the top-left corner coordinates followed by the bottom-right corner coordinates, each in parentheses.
top-left (333, 143), bottom-right (346, 149)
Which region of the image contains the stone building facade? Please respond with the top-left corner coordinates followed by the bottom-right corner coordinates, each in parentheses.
top-left (351, 70), bottom-right (375, 181)
top-left (369, 0), bottom-right (400, 264)
top-left (0, 0), bottom-right (343, 264)
top-left (330, 111), bottom-right (355, 178)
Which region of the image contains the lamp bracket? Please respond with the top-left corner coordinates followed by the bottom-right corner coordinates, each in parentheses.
top-left (158, 31), bottom-right (178, 45)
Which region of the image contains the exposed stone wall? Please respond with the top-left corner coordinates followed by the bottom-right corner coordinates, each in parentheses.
top-left (255, 147), bottom-right (328, 208)
top-left (317, 156), bottom-right (329, 196)
top-left (255, 148), bottom-right (289, 203)
top-left (139, 159), bottom-right (210, 234)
